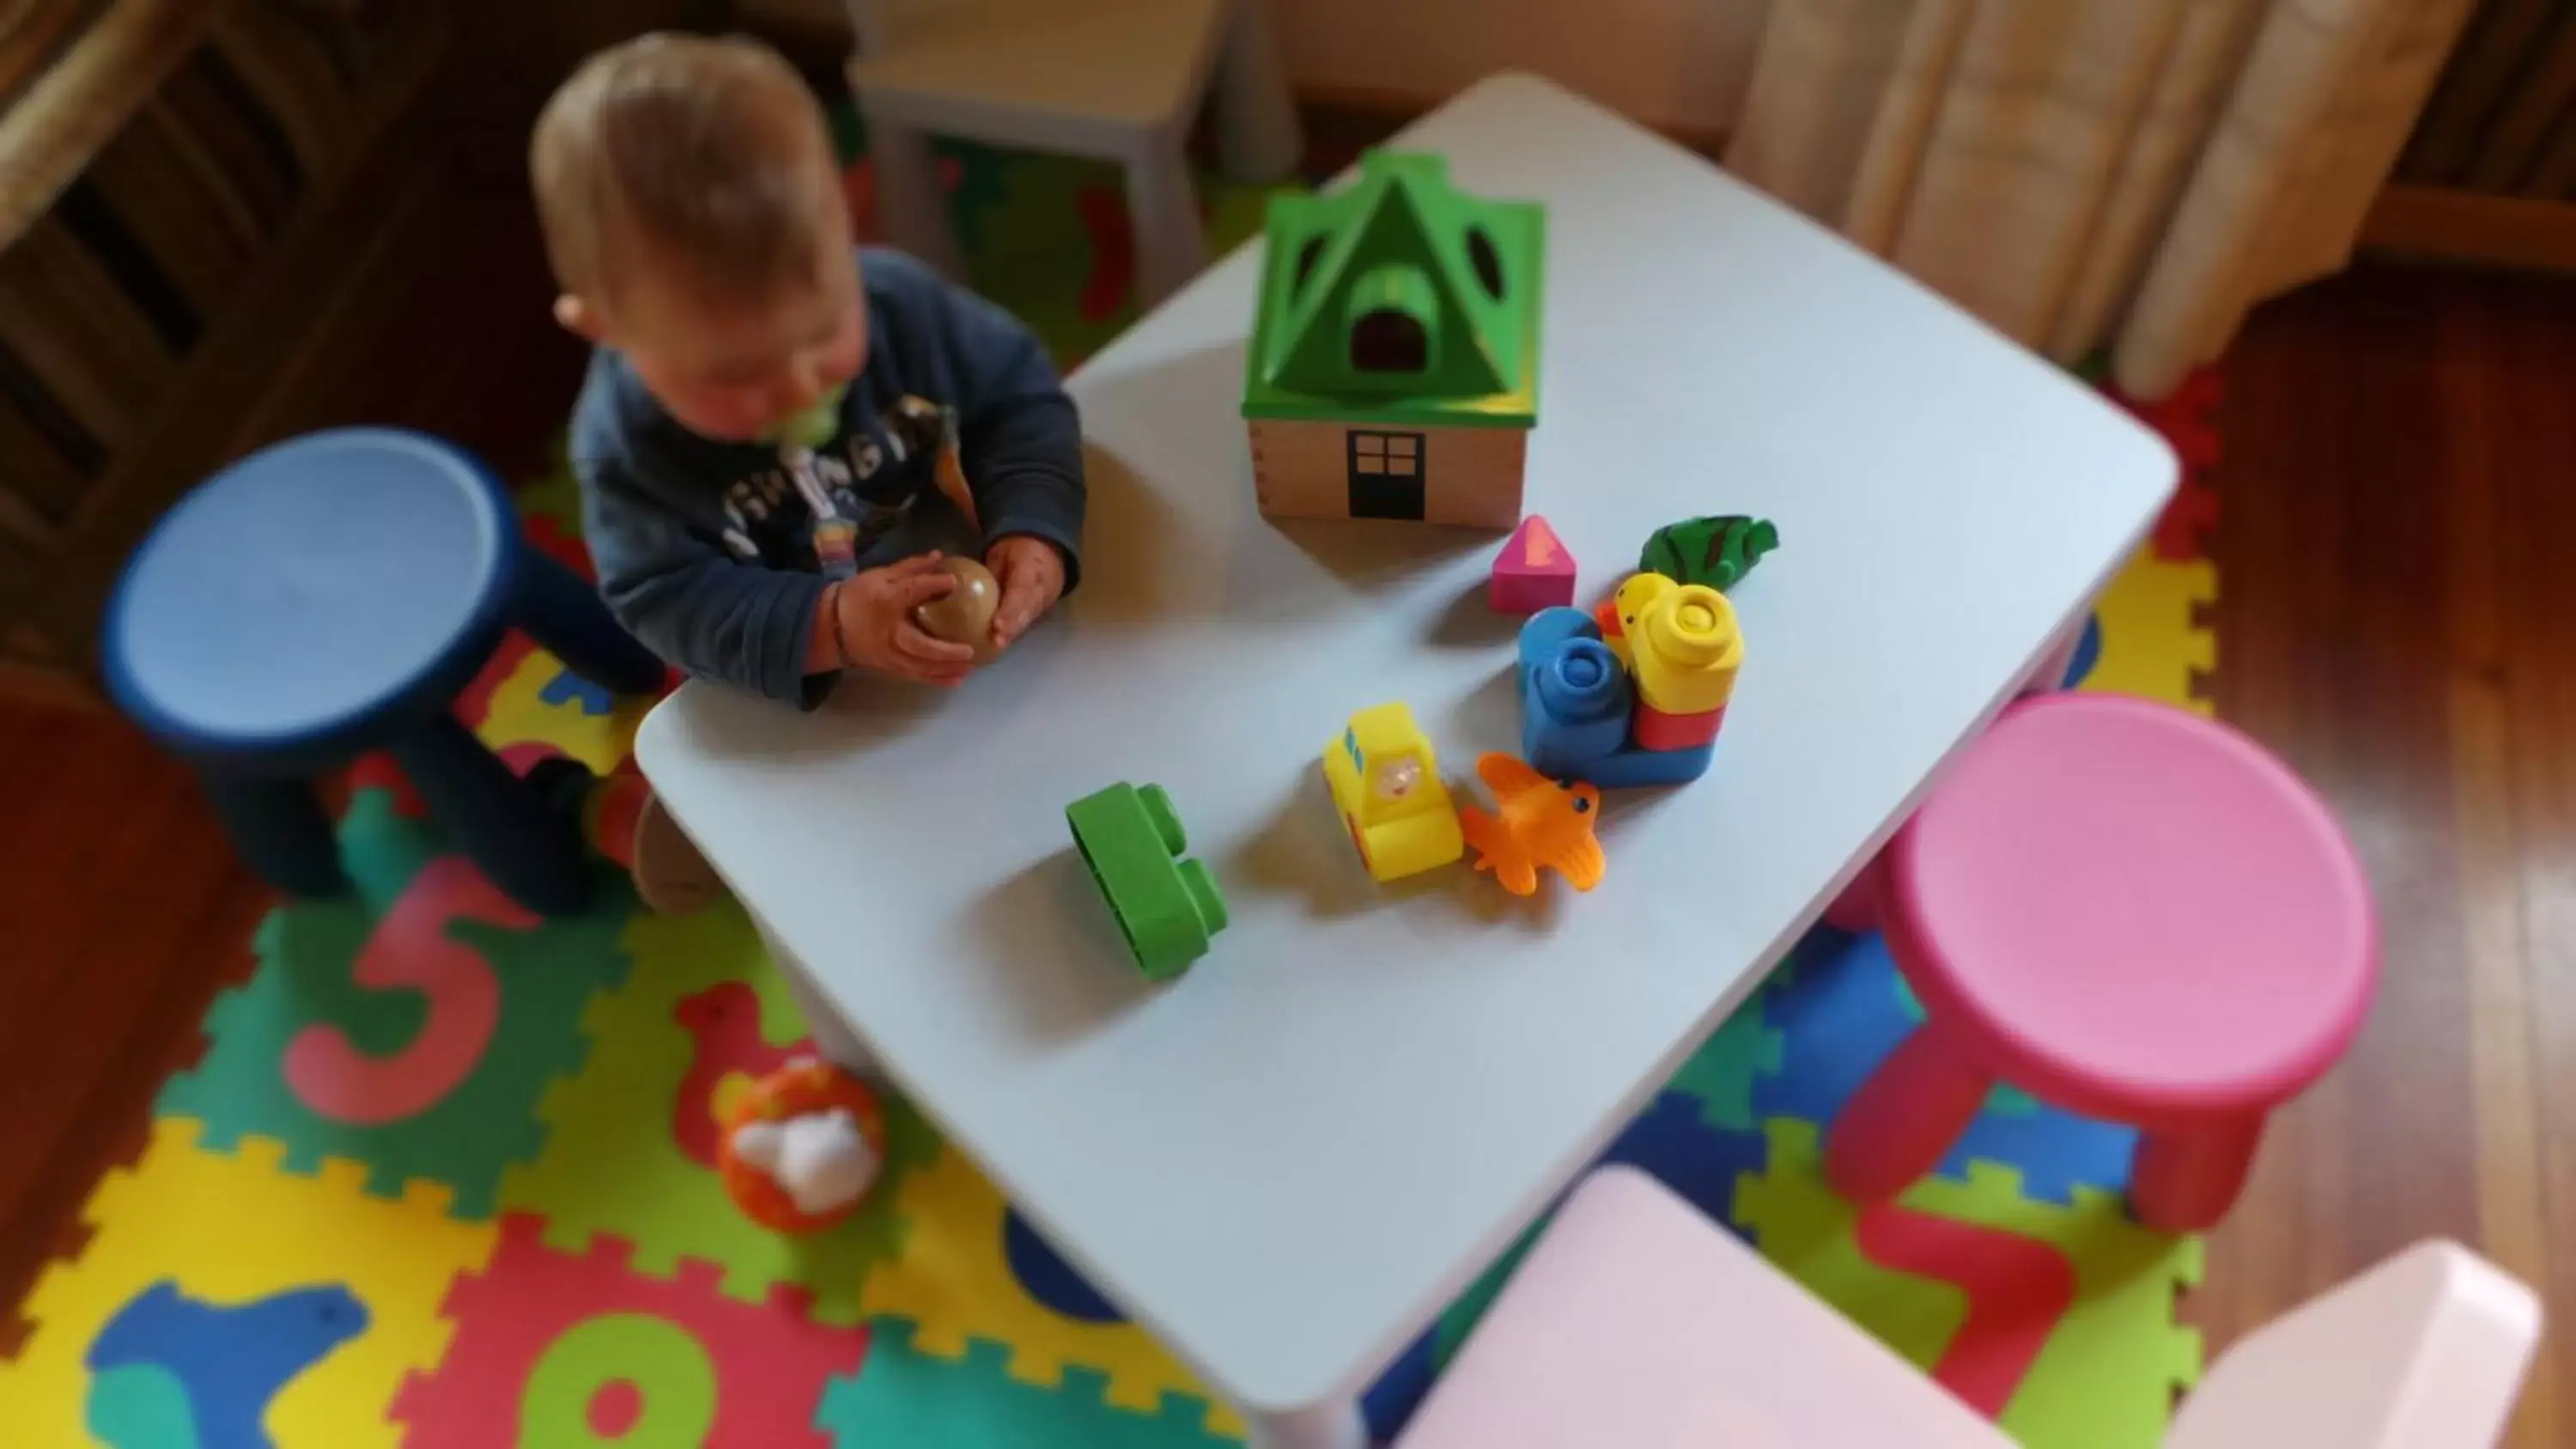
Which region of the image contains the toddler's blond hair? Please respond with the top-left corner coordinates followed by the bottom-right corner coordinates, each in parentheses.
top-left (532, 33), bottom-right (846, 307)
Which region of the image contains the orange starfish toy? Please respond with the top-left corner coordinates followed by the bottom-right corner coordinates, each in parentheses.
top-left (1457, 753), bottom-right (1607, 896)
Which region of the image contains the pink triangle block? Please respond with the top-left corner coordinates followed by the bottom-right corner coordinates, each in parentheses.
top-left (1490, 515), bottom-right (1578, 615)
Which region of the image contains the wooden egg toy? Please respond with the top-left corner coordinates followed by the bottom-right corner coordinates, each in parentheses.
top-left (912, 555), bottom-right (1001, 663)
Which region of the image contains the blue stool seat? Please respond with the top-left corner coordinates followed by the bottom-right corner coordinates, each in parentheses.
top-left (104, 428), bottom-right (665, 914)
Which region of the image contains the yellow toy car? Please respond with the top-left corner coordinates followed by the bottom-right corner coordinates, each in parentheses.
top-left (1324, 702), bottom-right (1466, 882)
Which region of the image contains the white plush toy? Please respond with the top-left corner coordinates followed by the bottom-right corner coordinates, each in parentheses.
top-left (727, 1107), bottom-right (882, 1218)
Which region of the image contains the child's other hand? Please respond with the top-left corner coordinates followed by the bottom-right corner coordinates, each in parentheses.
top-left (987, 536), bottom-right (1067, 649)
top-left (835, 555), bottom-right (976, 687)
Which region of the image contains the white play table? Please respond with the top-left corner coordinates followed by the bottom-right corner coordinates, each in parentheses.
top-left (638, 71), bottom-right (2173, 1449)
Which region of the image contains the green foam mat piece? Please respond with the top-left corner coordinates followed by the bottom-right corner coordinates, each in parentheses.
top-left (158, 790), bottom-right (633, 1217)
top-left (1662, 998), bottom-right (1785, 1133)
top-left (85, 1364), bottom-right (202, 1449)
top-left (817, 1325), bottom-right (1239, 1449)
top-left (497, 904), bottom-right (941, 1322)
top-left (1734, 1121), bottom-right (2202, 1449)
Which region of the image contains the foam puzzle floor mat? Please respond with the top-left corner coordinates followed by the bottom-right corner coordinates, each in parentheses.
top-left (0, 133), bottom-right (2223, 1448)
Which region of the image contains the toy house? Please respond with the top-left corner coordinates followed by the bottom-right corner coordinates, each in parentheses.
top-left (1242, 151), bottom-right (1546, 530)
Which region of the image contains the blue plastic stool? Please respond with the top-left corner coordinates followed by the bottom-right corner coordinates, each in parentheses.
top-left (103, 427), bottom-right (664, 915)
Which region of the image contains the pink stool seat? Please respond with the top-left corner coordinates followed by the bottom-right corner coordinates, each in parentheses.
top-left (1828, 693), bottom-right (2377, 1230)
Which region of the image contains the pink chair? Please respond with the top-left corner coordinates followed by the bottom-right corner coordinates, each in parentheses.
top-left (1394, 1167), bottom-right (2540, 1449)
top-left (1394, 1166), bottom-right (2007, 1449)
top-left (1822, 693), bottom-right (2376, 1231)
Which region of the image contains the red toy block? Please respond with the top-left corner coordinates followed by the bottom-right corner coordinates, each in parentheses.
top-left (392, 1216), bottom-right (864, 1448)
top-left (1633, 701), bottom-right (1724, 752)
top-left (1490, 514), bottom-right (1577, 614)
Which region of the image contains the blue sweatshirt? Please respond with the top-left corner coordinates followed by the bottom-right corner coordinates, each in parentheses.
top-left (569, 248), bottom-right (1085, 707)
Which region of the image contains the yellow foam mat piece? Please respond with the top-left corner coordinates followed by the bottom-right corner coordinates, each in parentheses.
top-left (479, 644), bottom-right (650, 776)
top-left (2090, 551), bottom-right (2215, 714)
top-left (0, 1119), bottom-right (496, 1448)
top-left (860, 1145), bottom-right (1247, 1438)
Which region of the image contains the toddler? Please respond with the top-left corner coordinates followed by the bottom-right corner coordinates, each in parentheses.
top-left (532, 33), bottom-right (1084, 908)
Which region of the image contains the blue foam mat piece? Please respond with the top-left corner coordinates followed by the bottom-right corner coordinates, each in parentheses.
top-left (1753, 929), bottom-right (2138, 1203)
top-left (1003, 1208), bottom-right (1124, 1325)
top-left (2063, 612), bottom-right (2105, 689)
top-left (1362, 1329), bottom-right (1444, 1441)
top-left (1601, 1093), bottom-right (1769, 1238)
top-left (539, 668), bottom-right (616, 716)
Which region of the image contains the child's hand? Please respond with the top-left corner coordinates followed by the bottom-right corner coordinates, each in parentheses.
top-left (987, 536), bottom-right (1067, 649)
top-left (834, 555), bottom-right (977, 687)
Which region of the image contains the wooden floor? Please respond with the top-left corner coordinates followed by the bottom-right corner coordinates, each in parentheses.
top-left (2201, 262), bottom-right (2576, 1447)
top-left (0, 174), bottom-right (2570, 1436)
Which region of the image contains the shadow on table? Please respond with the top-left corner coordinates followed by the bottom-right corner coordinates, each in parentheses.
top-left (1262, 515), bottom-right (1495, 595)
top-left (1450, 661), bottom-right (1523, 751)
top-left (657, 671), bottom-right (957, 764)
top-left (886, 622), bottom-right (1078, 755)
top-left (1227, 762), bottom-right (1423, 920)
top-left (964, 850), bottom-right (1159, 1044)
top-left (1060, 440), bottom-right (1187, 633)
top-left (1425, 572), bottom-right (1523, 651)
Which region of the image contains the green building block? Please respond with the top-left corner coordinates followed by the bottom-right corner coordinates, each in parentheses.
top-left (1242, 150), bottom-right (1546, 432)
top-left (1065, 784), bottom-right (1228, 981)
top-left (1639, 515), bottom-right (1780, 592)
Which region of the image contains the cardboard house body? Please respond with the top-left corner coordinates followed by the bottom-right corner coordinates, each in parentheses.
top-left (1242, 151), bottom-right (1545, 530)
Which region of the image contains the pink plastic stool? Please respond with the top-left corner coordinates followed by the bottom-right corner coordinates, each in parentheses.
top-left (1823, 693), bottom-right (2377, 1232)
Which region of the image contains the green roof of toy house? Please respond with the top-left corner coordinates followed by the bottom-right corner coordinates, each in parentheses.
top-left (1242, 150), bottom-right (1545, 430)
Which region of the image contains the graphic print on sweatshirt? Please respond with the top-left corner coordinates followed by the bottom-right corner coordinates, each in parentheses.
top-left (715, 396), bottom-right (953, 572)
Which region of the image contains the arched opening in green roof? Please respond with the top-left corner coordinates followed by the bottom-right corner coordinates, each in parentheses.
top-left (1346, 264), bottom-right (1437, 375)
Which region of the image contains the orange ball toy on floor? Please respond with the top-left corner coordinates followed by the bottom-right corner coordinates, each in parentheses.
top-left (716, 1057), bottom-right (889, 1234)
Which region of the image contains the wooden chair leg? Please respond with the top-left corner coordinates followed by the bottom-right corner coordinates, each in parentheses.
top-left (1125, 140), bottom-right (1208, 308)
top-left (866, 109), bottom-right (965, 281)
top-left (1212, 0), bottom-right (1303, 182)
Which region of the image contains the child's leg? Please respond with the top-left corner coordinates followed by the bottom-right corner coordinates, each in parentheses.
top-left (589, 773), bottom-right (728, 914)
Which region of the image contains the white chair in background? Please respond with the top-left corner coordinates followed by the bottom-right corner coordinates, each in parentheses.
top-left (2169, 1235), bottom-right (2542, 1449)
top-left (838, 0), bottom-right (1303, 306)
top-left (1396, 1166), bottom-right (2542, 1449)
